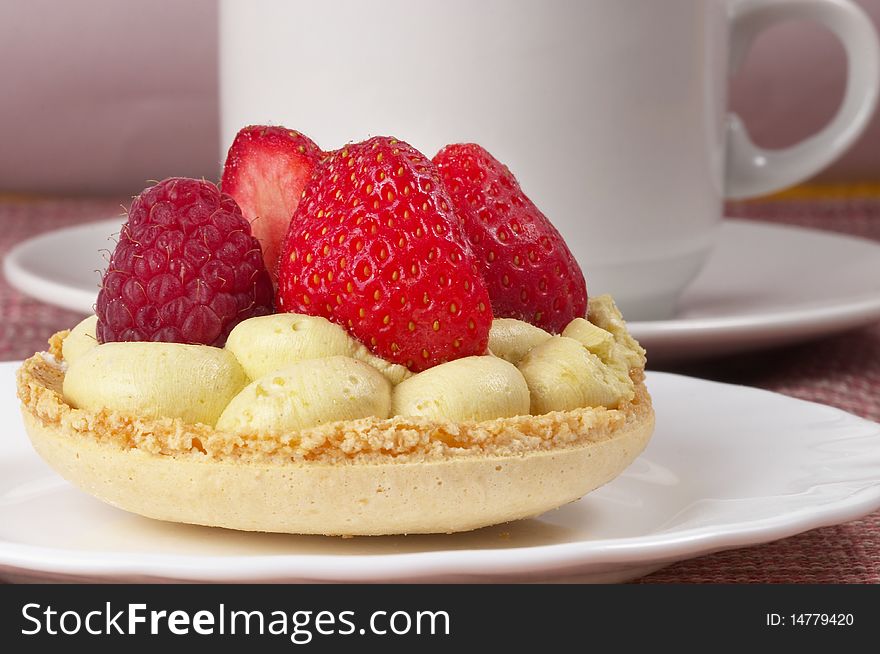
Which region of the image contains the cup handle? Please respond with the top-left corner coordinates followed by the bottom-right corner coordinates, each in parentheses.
top-left (725, 0), bottom-right (880, 199)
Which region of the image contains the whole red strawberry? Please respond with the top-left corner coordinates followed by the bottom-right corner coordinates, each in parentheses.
top-left (433, 144), bottom-right (587, 333)
top-left (277, 137), bottom-right (492, 371)
top-left (96, 177), bottom-right (274, 346)
top-left (221, 125), bottom-right (323, 283)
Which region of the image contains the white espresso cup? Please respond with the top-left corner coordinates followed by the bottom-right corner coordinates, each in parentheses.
top-left (220, 0), bottom-right (879, 320)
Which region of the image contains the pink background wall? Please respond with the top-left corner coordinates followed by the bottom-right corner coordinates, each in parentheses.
top-left (0, 0), bottom-right (219, 195)
top-left (1, 0), bottom-right (879, 195)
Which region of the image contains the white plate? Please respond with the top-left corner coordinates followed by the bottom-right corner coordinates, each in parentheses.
top-left (2, 361), bottom-right (879, 583)
top-left (6, 219), bottom-right (880, 362)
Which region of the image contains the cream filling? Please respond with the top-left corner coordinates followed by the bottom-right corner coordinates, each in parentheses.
top-left (62, 295), bottom-right (643, 434)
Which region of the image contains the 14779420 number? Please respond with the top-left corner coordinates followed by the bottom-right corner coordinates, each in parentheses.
top-left (791, 614), bottom-right (854, 626)
top-left (766, 613), bottom-right (855, 627)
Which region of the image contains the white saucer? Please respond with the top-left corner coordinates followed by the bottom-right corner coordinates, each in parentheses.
top-left (2, 362), bottom-right (879, 583)
top-left (5, 219), bottom-right (880, 362)
top-left (3, 218), bottom-right (120, 314)
top-left (630, 220), bottom-right (880, 363)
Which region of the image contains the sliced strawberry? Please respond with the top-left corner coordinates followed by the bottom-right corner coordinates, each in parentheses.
top-left (221, 125), bottom-right (323, 283)
top-left (277, 137), bottom-right (492, 372)
top-left (433, 143), bottom-right (587, 333)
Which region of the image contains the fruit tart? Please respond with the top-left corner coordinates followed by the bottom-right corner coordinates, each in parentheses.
top-left (16, 131), bottom-right (653, 536)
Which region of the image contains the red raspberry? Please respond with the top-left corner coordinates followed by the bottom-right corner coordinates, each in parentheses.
top-left (96, 177), bottom-right (274, 346)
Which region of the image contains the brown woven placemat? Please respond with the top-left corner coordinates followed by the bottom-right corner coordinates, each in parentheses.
top-left (1, 189), bottom-right (879, 583)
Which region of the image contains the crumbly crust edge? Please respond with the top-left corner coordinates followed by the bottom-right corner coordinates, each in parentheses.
top-left (19, 332), bottom-right (652, 466)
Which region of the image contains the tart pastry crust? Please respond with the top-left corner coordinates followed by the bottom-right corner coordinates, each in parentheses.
top-left (17, 330), bottom-right (653, 535)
